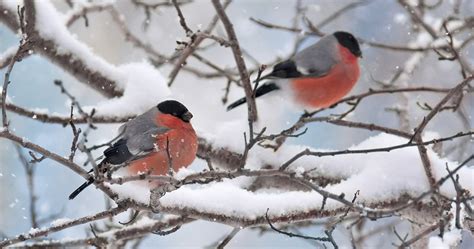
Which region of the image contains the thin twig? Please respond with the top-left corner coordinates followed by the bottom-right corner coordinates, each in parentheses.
top-left (15, 146), bottom-right (39, 228)
top-left (212, 0), bottom-right (258, 124)
top-left (167, 0), bottom-right (232, 86)
top-left (216, 227), bottom-right (240, 249)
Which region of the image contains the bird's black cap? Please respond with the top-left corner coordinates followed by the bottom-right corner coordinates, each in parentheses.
top-left (157, 100), bottom-right (193, 122)
top-left (333, 31), bottom-right (362, 58)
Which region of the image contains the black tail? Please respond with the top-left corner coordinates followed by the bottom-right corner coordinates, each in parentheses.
top-left (226, 82), bottom-right (280, 111)
top-left (68, 177), bottom-right (94, 200)
top-left (68, 160), bottom-right (105, 200)
top-left (68, 139), bottom-right (134, 200)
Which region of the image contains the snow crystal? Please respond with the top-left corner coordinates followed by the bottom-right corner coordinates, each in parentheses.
top-left (30, 108), bottom-right (49, 114)
top-left (294, 166), bottom-right (305, 177)
top-left (394, 13), bottom-right (407, 24)
top-left (28, 227), bottom-right (40, 234)
top-left (50, 218), bottom-right (72, 227)
top-left (175, 167), bottom-right (197, 180)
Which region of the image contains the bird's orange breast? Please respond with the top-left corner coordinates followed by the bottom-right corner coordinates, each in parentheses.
top-left (290, 46), bottom-right (360, 108)
top-left (128, 122), bottom-right (198, 176)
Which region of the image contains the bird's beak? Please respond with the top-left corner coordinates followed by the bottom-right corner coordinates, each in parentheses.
top-left (182, 111), bottom-right (193, 122)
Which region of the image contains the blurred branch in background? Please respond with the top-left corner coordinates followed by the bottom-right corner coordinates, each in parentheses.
top-left (0, 0), bottom-right (473, 248)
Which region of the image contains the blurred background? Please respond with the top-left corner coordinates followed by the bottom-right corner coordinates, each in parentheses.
top-left (1, 0), bottom-right (473, 247)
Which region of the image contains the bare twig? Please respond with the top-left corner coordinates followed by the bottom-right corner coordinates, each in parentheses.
top-left (216, 227), bottom-right (240, 249)
top-left (0, 201), bottom-right (133, 247)
top-left (171, 0), bottom-right (193, 36)
top-left (0, 130), bottom-right (118, 200)
top-left (397, 217), bottom-right (450, 248)
top-left (2, 7), bottom-right (30, 128)
top-left (15, 146), bottom-right (39, 228)
top-left (279, 131), bottom-right (474, 171)
top-left (265, 208), bottom-right (333, 243)
top-left (212, 0), bottom-right (258, 123)
top-left (167, 0), bottom-right (231, 86)
top-left (68, 105), bottom-right (82, 161)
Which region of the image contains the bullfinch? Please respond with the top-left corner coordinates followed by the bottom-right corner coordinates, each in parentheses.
top-left (68, 100), bottom-right (198, 200)
top-left (227, 31), bottom-right (362, 111)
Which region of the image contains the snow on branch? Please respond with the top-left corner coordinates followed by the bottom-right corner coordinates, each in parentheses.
top-left (0, 1), bottom-right (123, 97)
top-left (0, 0), bottom-right (473, 248)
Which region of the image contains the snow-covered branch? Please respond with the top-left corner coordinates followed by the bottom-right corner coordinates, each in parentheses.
top-left (1, 0), bottom-right (473, 248)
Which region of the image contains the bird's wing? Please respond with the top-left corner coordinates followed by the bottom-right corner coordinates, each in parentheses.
top-left (259, 59), bottom-right (304, 80)
top-left (261, 36), bottom-right (339, 80)
top-left (103, 138), bottom-right (134, 165)
top-left (103, 107), bottom-right (168, 164)
top-left (126, 126), bottom-right (170, 155)
top-left (103, 126), bottom-right (170, 165)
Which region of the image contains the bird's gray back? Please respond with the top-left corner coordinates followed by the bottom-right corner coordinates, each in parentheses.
top-left (293, 35), bottom-right (340, 76)
top-left (120, 107), bottom-right (160, 138)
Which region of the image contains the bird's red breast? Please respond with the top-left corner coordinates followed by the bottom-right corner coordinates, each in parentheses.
top-left (290, 44), bottom-right (360, 108)
top-left (128, 114), bottom-right (198, 176)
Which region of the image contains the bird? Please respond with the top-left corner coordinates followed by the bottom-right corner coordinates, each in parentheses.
top-left (227, 31), bottom-right (362, 111)
top-left (68, 100), bottom-right (198, 200)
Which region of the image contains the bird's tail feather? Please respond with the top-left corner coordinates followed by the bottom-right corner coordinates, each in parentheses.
top-left (226, 82), bottom-right (280, 111)
top-left (68, 160), bottom-right (105, 200)
top-left (68, 178), bottom-right (94, 200)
